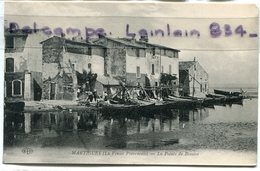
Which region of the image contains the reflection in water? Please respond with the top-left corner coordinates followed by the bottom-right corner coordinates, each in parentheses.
top-left (4, 106), bottom-right (210, 146)
top-left (4, 99), bottom-right (257, 150)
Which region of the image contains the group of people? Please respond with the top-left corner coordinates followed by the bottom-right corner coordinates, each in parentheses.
top-left (77, 88), bottom-right (98, 102)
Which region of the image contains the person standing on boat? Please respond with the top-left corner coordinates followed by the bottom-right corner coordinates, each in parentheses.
top-left (88, 91), bottom-right (94, 102)
top-left (103, 91), bottom-right (108, 101)
top-left (93, 89), bottom-right (98, 102)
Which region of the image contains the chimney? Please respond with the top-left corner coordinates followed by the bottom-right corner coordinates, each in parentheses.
top-left (61, 32), bottom-right (66, 38)
top-left (139, 35), bottom-right (148, 42)
top-left (131, 33), bottom-right (136, 40)
top-left (72, 32), bottom-right (83, 42)
top-left (98, 33), bottom-right (105, 39)
top-left (4, 20), bottom-right (8, 30)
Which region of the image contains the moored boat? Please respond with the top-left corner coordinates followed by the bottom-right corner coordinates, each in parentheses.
top-left (214, 89), bottom-right (242, 96)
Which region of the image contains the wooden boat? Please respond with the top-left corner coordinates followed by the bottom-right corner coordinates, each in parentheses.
top-left (214, 89), bottom-right (242, 96)
top-left (165, 96), bottom-right (198, 109)
top-left (152, 100), bottom-right (176, 110)
top-left (207, 93), bottom-right (243, 104)
top-left (99, 98), bottom-right (155, 113)
top-left (206, 94), bottom-right (226, 103)
top-left (226, 95), bottom-right (243, 101)
top-left (206, 93), bottom-right (224, 98)
top-left (172, 95), bottom-right (204, 105)
top-left (202, 97), bottom-right (215, 107)
top-left (131, 99), bottom-right (155, 112)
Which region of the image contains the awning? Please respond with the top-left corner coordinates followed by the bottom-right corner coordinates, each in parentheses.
top-left (96, 75), bottom-right (120, 86)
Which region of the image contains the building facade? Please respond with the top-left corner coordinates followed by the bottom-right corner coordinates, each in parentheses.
top-left (4, 27), bottom-right (48, 101)
top-left (94, 37), bottom-right (148, 87)
top-left (94, 36), bottom-right (180, 97)
top-left (136, 39), bottom-right (180, 96)
top-left (179, 60), bottom-right (209, 97)
top-left (4, 26), bottom-right (182, 102)
top-left (41, 36), bottom-right (107, 100)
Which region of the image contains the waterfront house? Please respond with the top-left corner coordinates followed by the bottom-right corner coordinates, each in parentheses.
top-left (135, 36), bottom-right (180, 96)
top-left (94, 36), bottom-right (180, 97)
top-left (94, 36), bottom-right (148, 87)
top-left (40, 36), bottom-right (107, 100)
top-left (4, 24), bottom-right (48, 101)
top-left (179, 59), bottom-right (209, 97)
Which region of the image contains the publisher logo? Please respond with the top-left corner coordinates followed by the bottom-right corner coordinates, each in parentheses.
top-left (22, 147), bottom-right (33, 155)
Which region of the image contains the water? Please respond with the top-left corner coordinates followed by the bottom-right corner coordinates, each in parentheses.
top-left (4, 98), bottom-right (258, 152)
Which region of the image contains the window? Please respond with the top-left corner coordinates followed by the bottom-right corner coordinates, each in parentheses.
top-left (6, 36), bottom-right (14, 49)
top-left (71, 63), bottom-right (76, 71)
top-left (136, 49), bottom-right (140, 57)
top-left (136, 66), bottom-right (141, 78)
top-left (172, 51), bottom-right (175, 58)
top-left (6, 58), bottom-right (14, 72)
top-left (163, 49), bottom-right (166, 55)
top-left (169, 64), bottom-right (172, 74)
top-left (175, 52), bottom-right (178, 58)
top-left (162, 66), bottom-right (164, 73)
top-left (87, 47), bottom-right (92, 55)
top-left (12, 80), bottom-right (22, 96)
top-left (152, 48), bottom-right (155, 56)
top-left (151, 64), bottom-right (155, 75)
top-left (139, 49), bottom-right (145, 57)
top-left (88, 63), bottom-right (92, 69)
top-left (155, 82), bottom-right (158, 87)
top-left (200, 84), bottom-right (203, 92)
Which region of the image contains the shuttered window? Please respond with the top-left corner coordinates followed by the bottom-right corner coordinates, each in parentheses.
top-left (12, 80), bottom-right (22, 96)
top-left (6, 58), bottom-right (14, 72)
top-left (136, 66), bottom-right (141, 78)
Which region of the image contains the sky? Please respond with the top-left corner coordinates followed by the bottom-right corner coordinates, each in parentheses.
top-left (4, 1), bottom-right (259, 88)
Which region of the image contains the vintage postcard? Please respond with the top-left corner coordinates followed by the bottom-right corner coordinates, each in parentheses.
top-left (2, 1), bottom-right (258, 165)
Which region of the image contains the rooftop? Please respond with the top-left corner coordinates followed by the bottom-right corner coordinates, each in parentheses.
top-left (135, 40), bottom-right (180, 52)
top-left (94, 37), bottom-right (147, 49)
top-left (40, 36), bottom-right (107, 48)
top-left (179, 61), bottom-right (196, 70)
top-left (94, 36), bottom-right (180, 52)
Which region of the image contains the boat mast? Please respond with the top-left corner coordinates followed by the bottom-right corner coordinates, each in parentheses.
top-left (192, 73), bottom-right (195, 97)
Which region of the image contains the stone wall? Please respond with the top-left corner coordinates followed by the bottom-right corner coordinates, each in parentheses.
top-left (42, 37), bottom-right (64, 64)
top-left (105, 41), bottom-right (127, 81)
top-left (126, 73), bottom-right (146, 87)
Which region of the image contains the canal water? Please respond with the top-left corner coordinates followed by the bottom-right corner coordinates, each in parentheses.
top-left (4, 98), bottom-right (258, 152)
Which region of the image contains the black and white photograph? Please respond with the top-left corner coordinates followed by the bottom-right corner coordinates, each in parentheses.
top-left (2, 1), bottom-right (258, 165)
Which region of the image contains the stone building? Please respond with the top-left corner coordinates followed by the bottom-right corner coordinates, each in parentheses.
top-left (4, 26), bottom-right (48, 101)
top-left (94, 36), bottom-right (148, 87)
top-left (135, 38), bottom-right (180, 96)
top-left (41, 36), bottom-right (107, 100)
top-left (94, 36), bottom-right (180, 96)
top-left (179, 60), bottom-right (209, 97)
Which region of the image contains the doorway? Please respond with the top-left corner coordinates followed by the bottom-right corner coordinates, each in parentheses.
top-left (50, 82), bottom-right (56, 100)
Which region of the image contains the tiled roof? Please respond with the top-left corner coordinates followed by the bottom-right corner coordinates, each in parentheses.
top-left (97, 37), bottom-right (147, 49)
top-left (40, 36), bottom-right (106, 48)
top-left (179, 61), bottom-right (196, 70)
top-left (135, 40), bottom-right (180, 52)
top-left (93, 36), bottom-right (180, 51)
